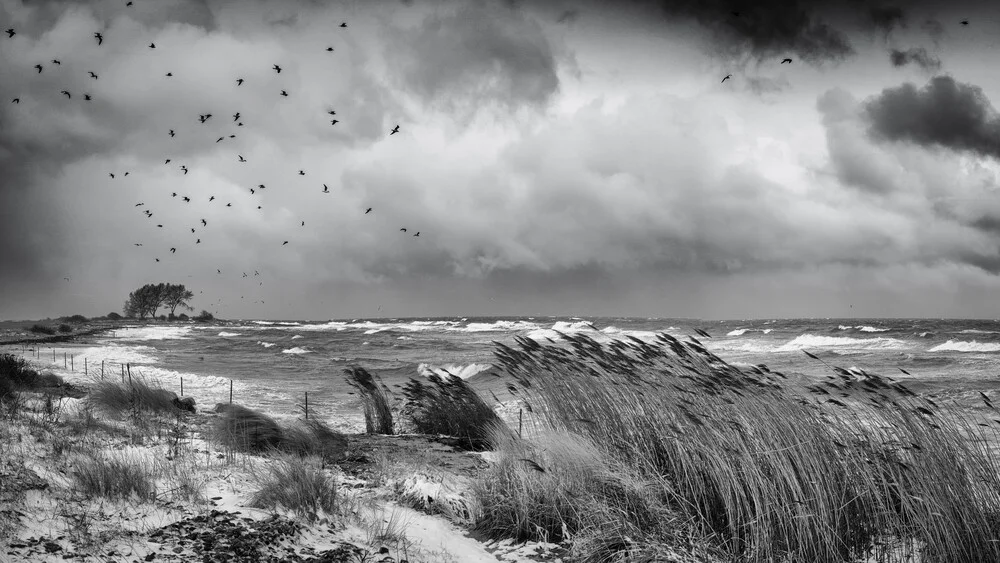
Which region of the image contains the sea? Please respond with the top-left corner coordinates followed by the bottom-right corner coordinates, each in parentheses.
top-left (8, 317), bottom-right (1000, 431)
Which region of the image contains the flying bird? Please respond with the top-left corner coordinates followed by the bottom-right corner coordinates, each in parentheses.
top-left (170, 248), bottom-right (176, 253)
top-left (149, 42), bottom-right (155, 49)
top-left (280, 90), bottom-right (288, 97)
top-left (722, 74), bottom-right (732, 82)
top-left (124, 172), bottom-right (129, 177)
top-left (182, 196), bottom-right (190, 202)
top-left (781, 58), bottom-right (792, 64)
top-left (327, 110), bottom-right (336, 115)
top-left (961, 19), bottom-right (969, 25)
top-left (238, 155), bottom-right (246, 162)
top-left (134, 243), bottom-right (143, 247)
top-left (273, 64), bottom-right (281, 73)
top-left (340, 22), bottom-right (347, 27)
top-left (169, 129), bottom-right (175, 137)
top-left (216, 137), bottom-right (224, 143)
top-left (201, 219), bottom-right (207, 226)
top-left (52, 59), bottom-right (61, 65)
top-left (196, 239), bottom-right (201, 244)
top-left (5, 29), bottom-right (13, 38)
top-left (199, 114), bottom-right (212, 123)
top-left (84, 94), bottom-right (92, 101)
top-left (258, 184), bottom-right (266, 189)
top-left (400, 228), bottom-right (407, 233)
top-left (301, 221), bottom-right (305, 226)
top-left (236, 78), bottom-right (244, 86)
top-left (89, 71), bottom-right (98, 79)
top-left (135, 202), bottom-right (144, 207)
top-left (233, 112), bottom-right (240, 121)
top-left (109, 173), bottom-right (115, 179)
top-left (181, 166), bottom-right (188, 174)
top-left (172, 192), bottom-right (177, 197)
top-left (330, 119), bottom-right (339, 125)
top-left (250, 189), bottom-right (255, 195)
top-left (326, 47), bottom-right (333, 52)
top-left (226, 203), bottom-right (231, 207)
top-left (156, 258), bottom-right (160, 262)
top-left (165, 159), bottom-right (171, 164)
top-left (390, 125), bottom-right (399, 135)
top-left (298, 170), bottom-right (305, 175)
top-left (282, 241), bottom-right (288, 245)
top-left (365, 207), bottom-right (372, 214)
top-left (61, 90), bottom-right (70, 98)
top-left (322, 184), bottom-right (329, 193)
top-left (414, 232), bottom-right (420, 237)
top-left (191, 228), bottom-right (195, 233)
top-left (209, 196), bottom-right (215, 202)
top-left (165, 72), bottom-right (172, 77)
top-left (157, 225), bottom-right (163, 228)
top-left (11, 98), bottom-right (18, 104)
top-left (94, 32), bottom-right (103, 46)
top-left (34, 64), bottom-right (42, 73)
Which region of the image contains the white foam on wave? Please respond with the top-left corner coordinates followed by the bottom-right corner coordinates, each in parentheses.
top-left (525, 322), bottom-right (660, 344)
top-left (775, 334), bottom-right (909, 352)
top-left (458, 320), bottom-right (541, 332)
top-left (727, 328), bottom-right (748, 336)
top-left (112, 325), bottom-right (193, 341)
top-left (71, 343), bottom-right (160, 365)
top-left (257, 341), bottom-right (276, 348)
top-left (291, 335), bottom-right (303, 339)
top-left (397, 336), bottom-right (413, 340)
top-left (762, 329), bottom-right (772, 334)
top-left (218, 331), bottom-right (241, 337)
top-left (928, 340), bottom-right (1000, 353)
top-left (857, 326), bottom-right (889, 333)
top-left (418, 363), bottom-right (493, 380)
top-left (960, 329), bottom-right (1000, 335)
top-left (282, 347), bottom-right (311, 354)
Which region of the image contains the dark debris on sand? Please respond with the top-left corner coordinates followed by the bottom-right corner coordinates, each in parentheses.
top-left (146, 510), bottom-right (399, 562)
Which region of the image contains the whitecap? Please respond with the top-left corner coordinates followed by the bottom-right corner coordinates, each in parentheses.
top-left (928, 340), bottom-right (1000, 353)
top-left (281, 347), bottom-right (311, 354)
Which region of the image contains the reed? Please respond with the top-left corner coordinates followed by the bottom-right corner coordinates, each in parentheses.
top-left (344, 366), bottom-right (394, 435)
top-left (482, 332), bottom-right (1000, 562)
top-left (401, 372), bottom-right (512, 451)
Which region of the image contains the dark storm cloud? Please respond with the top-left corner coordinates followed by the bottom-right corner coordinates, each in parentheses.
top-left (863, 76), bottom-right (1000, 159)
top-left (384, 2), bottom-right (560, 115)
top-left (869, 5), bottom-right (906, 33)
top-left (888, 47), bottom-right (941, 72)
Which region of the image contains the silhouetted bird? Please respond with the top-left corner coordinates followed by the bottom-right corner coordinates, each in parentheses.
top-left (34, 64), bottom-right (42, 73)
top-left (127, 1), bottom-right (133, 6)
top-left (340, 22), bottom-right (347, 27)
top-left (390, 125), bottom-right (399, 135)
top-left (301, 221), bottom-right (305, 226)
top-left (236, 78), bottom-right (244, 86)
top-left (149, 42), bottom-right (155, 48)
top-left (280, 90), bottom-right (288, 97)
top-left (326, 47), bottom-right (333, 52)
top-left (226, 203), bottom-right (231, 207)
top-left (172, 192), bottom-right (177, 197)
top-left (61, 90), bottom-right (70, 98)
top-left (722, 74), bottom-right (732, 82)
top-left (156, 258), bottom-right (160, 262)
top-left (166, 72), bottom-right (172, 77)
top-left (191, 228), bottom-right (195, 233)
top-left (216, 137), bottom-right (224, 143)
top-left (238, 155), bottom-right (246, 162)
top-left (400, 228), bottom-right (407, 233)
top-left (258, 184), bottom-right (266, 189)
top-left (11, 98), bottom-right (18, 104)
top-left (273, 64), bottom-right (281, 73)
top-left (961, 19), bottom-right (969, 25)
top-left (322, 184), bottom-right (329, 193)
top-left (218, 269), bottom-right (221, 273)
top-left (233, 112), bottom-right (240, 121)
top-left (328, 110), bottom-right (336, 115)
top-left (282, 241), bottom-right (288, 245)
top-left (165, 159), bottom-right (171, 164)
top-left (209, 196), bottom-right (215, 201)
top-left (109, 173), bottom-right (115, 178)
top-left (170, 248), bottom-right (176, 253)
top-left (330, 119), bottom-right (338, 125)
top-left (94, 33), bottom-right (103, 46)
top-left (181, 166), bottom-right (188, 174)
top-left (169, 129), bottom-right (175, 137)
top-left (157, 225), bottom-right (162, 228)
top-left (84, 94), bottom-right (91, 101)
top-left (182, 196), bottom-right (190, 202)
top-left (298, 170), bottom-right (305, 175)
top-left (89, 71), bottom-right (98, 79)
top-left (781, 58), bottom-right (792, 64)
top-left (52, 59), bottom-right (61, 65)
top-left (199, 114), bottom-right (212, 123)
top-left (365, 207), bottom-right (372, 214)
top-left (135, 243), bottom-right (143, 246)
top-left (257, 206), bottom-right (262, 209)
top-left (135, 202), bottom-right (144, 207)
top-left (414, 232), bottom-right (420, 237)
top-left (5, 29), bottom-right (13, 38)
top-left (201, 219), bottom-right (207, 226)
top-left (124, 172), bottom-right (129, 177)
top-left (250, 189), bottom-right (255, 195)
top-left (196, 239), bottom-right (201, 244)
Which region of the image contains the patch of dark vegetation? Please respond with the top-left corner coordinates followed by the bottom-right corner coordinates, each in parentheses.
top-left (57, 324), bottom-right (72, 333)
top-left (344, 367), bottom-right (394, 435)
top-left (28, 324), bottom-right (56, 335)
top-left (402, 372), bottom-right (511, 451)
top-left (0, 353), bottom-right (66, 399)
top-left (211, 403), bottom-right (348, 462)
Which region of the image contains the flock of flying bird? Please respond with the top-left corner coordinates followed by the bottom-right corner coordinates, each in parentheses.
top-left (5, 11), bottom-right (417, 308)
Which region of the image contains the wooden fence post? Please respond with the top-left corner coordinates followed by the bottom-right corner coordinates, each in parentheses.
top-left (229, 380), bottom-right (233, 404)
top-left (305, 392), bottom-right (309, 420)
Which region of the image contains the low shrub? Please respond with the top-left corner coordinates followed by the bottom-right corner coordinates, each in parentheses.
top-left (87, 373), bottom-right (182, 417)
top-left (249, 454), bottom-right (337, 522)
top-left (212, 404), bottom-right (348, 461)
top-left (58, 324), bottom-right (72, 333)
top-left (29, 324), bottom-right (55, 335)
top-left (193, 310), bottom-right (214, 322)
top-left (66, 315), bottom-right (88, 323)
top-left (401, 372), bottom-right (511, 450)
top-left (72, 451), bottom-right (157, 502)
top-left (106, 312), bottom-right (122, 320)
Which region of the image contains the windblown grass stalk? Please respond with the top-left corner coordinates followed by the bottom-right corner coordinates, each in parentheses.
top-left (72, 450), bottom-right (157, 502)
top-left (345, 366), bottom-right (394, 434)
top-left (86, 371), bottom-right (180, 417)
top-left (249, 454), bottom-right (337, 522)
top-left (212, 403), bottom-right (348, 461)
top-left (484, 332), bottom-right (1000, 563)
top-left (401, 372), bottom-right (512, 450)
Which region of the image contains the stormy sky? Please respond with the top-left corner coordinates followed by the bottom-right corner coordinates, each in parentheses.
top-left (2, 0), bottom-right (1000, 321)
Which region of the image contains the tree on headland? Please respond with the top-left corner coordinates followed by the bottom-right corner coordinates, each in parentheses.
top-left (123, 283), bottom-right (194, 319)
top-left (163, 284), bottom-right (194, 316)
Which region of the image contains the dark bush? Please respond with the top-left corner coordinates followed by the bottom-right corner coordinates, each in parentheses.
top-left (402, 372), bottom-right (510, 451)
top-left (106, 312), bottom-right (122, 320)
top-left (29, 324), bottom-right (56, 335)
top-left (66, 315), bottom-right (88, 323)
top-left (177, 313), bottom-right (189, 321)
top-left (193, 310), bottom-right (214, 322)
top-left (58, 324), bottom-right (73, 333)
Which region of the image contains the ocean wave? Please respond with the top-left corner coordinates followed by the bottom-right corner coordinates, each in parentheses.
top-left (69, 344), bottom-right (159, 365)
top-left (417, 363), bottom-right (493, 380)
top-left (727, 328), bottom-right (748, 336)
top-left (281, 347), bottom-right (311, 354)
top-left (959, 329), bottom-right (1000, 335)
top-left (291, 335), bottom-right (303, 339)
top-left (775, 334), bottom-right (909, 352)
top-left (257, 341), bottom-right (276, 348)
top-left (112, 326), bottom-right (193, 341)
top-left (526, 322), bottom-right (659, 344)
top-left (928, 340), bottom-right (1000, 353)
top-left (460, 320), bottom-right (542, 332)
top-left (838, 325), bottom-right (889, 332)
top-left (217, 331), bottom-right (241, 337)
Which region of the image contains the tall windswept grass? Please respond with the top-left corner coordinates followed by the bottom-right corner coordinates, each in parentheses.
top-left (71, 450), bottom-right (157, 502)
top-left (484, 331), bottom-right (1000, 563)
top-left (401, 372), bottom-right (511, 451)
top-left (345, 366), bottom-right (394, 435)
top-left (86, 372), bottom-right (181, 418)
top-left (211, 403), bottom-right (348, 461)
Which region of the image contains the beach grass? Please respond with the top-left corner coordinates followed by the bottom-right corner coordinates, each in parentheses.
top-left (86, 371), bottom-right (182, 418)
top-left (401, 372), bottom-right (511, 451)
top-left (249, 454), bottom-right (338, 522)
top-left (479, 332), bottom-right (1000, 562)
top-left (211, 403), bottom-right (348, 462)
top-left (344, 366), bottom-right (395, 435)
top-left (71, 449), bottom-right (158, 502)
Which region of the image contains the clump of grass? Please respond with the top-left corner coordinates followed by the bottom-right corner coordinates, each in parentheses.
top-left (345, 367), bottom-right (394, 435)
top-left (1, 354), bottom-right (65, 404)
top-left (29, 324), bottom-right (56, 335)
top-left (72, 450), bottom-right (157, 502)
top-left (65, 314), bottom-right (88, 323)
top-left (483, 332), bottom-right (1000, 563)
top-left (249, 454), bottom-right (337, 522)
top-left (57, 324), bottom-right (72, 333)
top-left (212, 404), bottom-right (348, 461)
top-left (86, 372), bottom-right (182, 418)
top-left (401, 372), bottom-right (511, 451)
